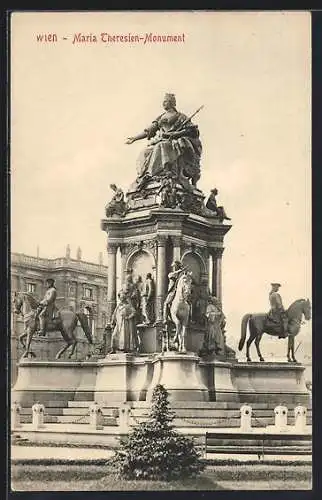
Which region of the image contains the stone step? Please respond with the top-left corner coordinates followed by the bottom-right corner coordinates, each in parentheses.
top-left (129, 407), bottom-right (311, 417)
top-left (176, 417), bottom-right (272, 427)
top-left (61, 408), bottom-right (118, 417)
top-left (20, 415), bottom-right (58, 424)
top-left (131, 401), bottom-right (312, 411)
top-left (205, 438), bottom-right (312, 447)
top-left (55, 415), bottom-right (117, 425)
top-left (19, 408), bottom-right (65, 416)
top-left (204, 445), bottom-right (312, 455)
top-left (61, 408), bottom-right (90, 416)
top-left (19, 401), bottom-right (69, 409)
top-left (130, 401), bottom-right (274, 410)
top-left (41, 401), bottom-right (69, 408)
top-left (67, 401), bottom-right (96, 408)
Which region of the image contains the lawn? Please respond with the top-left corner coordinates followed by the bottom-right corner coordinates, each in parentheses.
top-left (11, 465), bottom-right (220, 491)
top-left (11, 463), bottom-right (312, 491)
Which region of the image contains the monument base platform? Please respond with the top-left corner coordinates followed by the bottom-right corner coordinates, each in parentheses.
top-left (12, 355), bottom-right (310, 409)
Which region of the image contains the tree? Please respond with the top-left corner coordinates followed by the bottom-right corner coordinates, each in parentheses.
top-left (110, 384), bottom-right (205, 481)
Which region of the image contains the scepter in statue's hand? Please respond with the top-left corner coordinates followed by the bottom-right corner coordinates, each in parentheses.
top-left (162, 105), bottom-right (204, 140)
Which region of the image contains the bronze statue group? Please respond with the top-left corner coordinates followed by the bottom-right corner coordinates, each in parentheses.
top-left (15, 93), bottom-right (310, 362)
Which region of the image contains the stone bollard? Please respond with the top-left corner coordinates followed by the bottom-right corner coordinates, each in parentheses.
top-left (11, 402), bottom-right (22, 430)
top-left (89, 402), bottom-right (104, 430)
top-left (294, 405), bottom-right (307, 432)
top-left (32, 403), bottom-right (45, 429)
top-left (274, 405), bottom-right (288, 431)
top-left (118, 402), bottom-right (131, 434)
top-left (240, 404), bottom-right (252, 431)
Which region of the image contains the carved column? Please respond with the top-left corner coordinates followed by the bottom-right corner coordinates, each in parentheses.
top-left (156, 236), bottom-right (167, 322)
top-left (107, 243), bottom-right (118, 323)
top-left (212, 248), bottom-right (224, 302)
top-left (119, 243), bottom-right (127, 285)
top-left (172, 236), bottom-right (181, 262)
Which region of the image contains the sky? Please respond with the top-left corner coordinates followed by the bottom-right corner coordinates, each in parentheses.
top-left (11, 11), bottom-right (311, 363)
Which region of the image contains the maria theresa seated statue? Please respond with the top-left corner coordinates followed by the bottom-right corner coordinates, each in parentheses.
top-left (126, 93), bottom-right (202, 191)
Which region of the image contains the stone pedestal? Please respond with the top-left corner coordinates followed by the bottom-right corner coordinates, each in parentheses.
top-left (200, 359), bottom-right (239, 402)
top-left (231, 362), bottom-right (310, 405)
top-left (94, 353), bottom-right (154, 404)
top-left (12, 357), bottom-right (311, 412)
top-left (147, 352), bottom-right (209, 402)
top-left (137, 324), bottom-right (162, 353)
top-left (186, 326), bottom-right (205, 353)
top-left (12, 360), bottom-right (98, 406)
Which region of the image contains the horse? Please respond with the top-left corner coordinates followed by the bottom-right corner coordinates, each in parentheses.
top-left (13, 292), bottom-right (94, 360)
top-left (166, 271), bottom-right (193, 353)
top-left (238, 298), bottom-right (311, 363)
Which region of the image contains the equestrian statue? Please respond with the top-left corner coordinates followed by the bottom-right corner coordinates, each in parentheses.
top-left (13, 278), bottom-right (94, 360)
top-left (238, 282), bottom-right (311, 362)
top-left (162, 261), bottom-right (193, 353)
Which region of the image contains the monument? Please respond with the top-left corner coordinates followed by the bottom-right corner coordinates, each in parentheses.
top-left (12, 93), bottom-right (311, 411)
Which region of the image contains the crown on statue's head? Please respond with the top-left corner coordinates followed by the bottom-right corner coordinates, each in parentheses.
top-left (164, 93), bottom-right (176, 106)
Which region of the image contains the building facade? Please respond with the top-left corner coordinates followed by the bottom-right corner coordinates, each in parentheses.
top-left (11, 247), bottom-right (108, 384)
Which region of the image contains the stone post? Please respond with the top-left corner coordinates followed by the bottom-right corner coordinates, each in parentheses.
top-left (156, 236), bottom-right (167, 322)
top-left (240, 404), bottom-right (252, 431)
top-left (294, 405), bottom-right (307, 432)
top-left (89, 402), bottom-right (104, 430)
top-left (118, 402), bottom-right (131, 433)
top-left (107, 243), bottom-right (118, 323)
top-left (32, 403), bottom-right (45, 429)
top-left (274, 405), bottom-right (288, 431)
top-left (11, 402), bottom-right (22, 430)
top-left (172, 236), bottom-right (181, 262)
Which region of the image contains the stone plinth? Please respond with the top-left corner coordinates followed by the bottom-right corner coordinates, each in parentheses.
top-left (231, 362), bottom-right (310, 405)
top-left (12, 360), bottom-right (98, 406)
top-left (200, 359), bottom-right (239, 402)
top-left (94, 353), bottom-right (154, 404)
top-left (12, 357), bottom-right (310, 410)
top-left (186, 326), bottom-right (205, 353)
top-left (137, 324), bottom-right (162, 353)
top-left (147, 352), bottom-right (209, 402)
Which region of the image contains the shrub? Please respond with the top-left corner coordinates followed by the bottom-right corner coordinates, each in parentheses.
top-left (110, 384), bottom-right (205, 481)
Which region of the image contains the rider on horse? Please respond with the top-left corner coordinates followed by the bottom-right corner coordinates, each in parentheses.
top-left (267, 282), bottom-right (288, 338)
top-left (36, 278), bottom-right (60, 336)
top-left (162, 260), bottom-right (187, 324)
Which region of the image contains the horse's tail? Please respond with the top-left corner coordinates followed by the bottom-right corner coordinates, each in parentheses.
top-left (239, 314), bottom-right (251, 351)
top-left (76, 312), bottom-right (93, 345)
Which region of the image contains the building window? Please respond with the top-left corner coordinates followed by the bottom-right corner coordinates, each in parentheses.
top-left (26, 283), bottom-right (36, 294)
top-left (84, 287), bottom-right (93, 300)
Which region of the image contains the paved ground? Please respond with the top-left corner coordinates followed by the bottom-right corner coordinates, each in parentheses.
top-left (11, 445), bottom-right (312, 463)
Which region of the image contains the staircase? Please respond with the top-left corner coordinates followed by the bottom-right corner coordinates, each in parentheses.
top-left (18, 400), bottom-right (312, 429)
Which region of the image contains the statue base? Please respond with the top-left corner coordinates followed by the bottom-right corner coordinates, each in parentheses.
top-left (12, 357), bottom-right (310, 409)
top-left (11, 359), bottom-right (98, 406)
top-left (94, 353), bottom-right (154, 404)
top-left (146, 352), bottom-right (209, 402)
